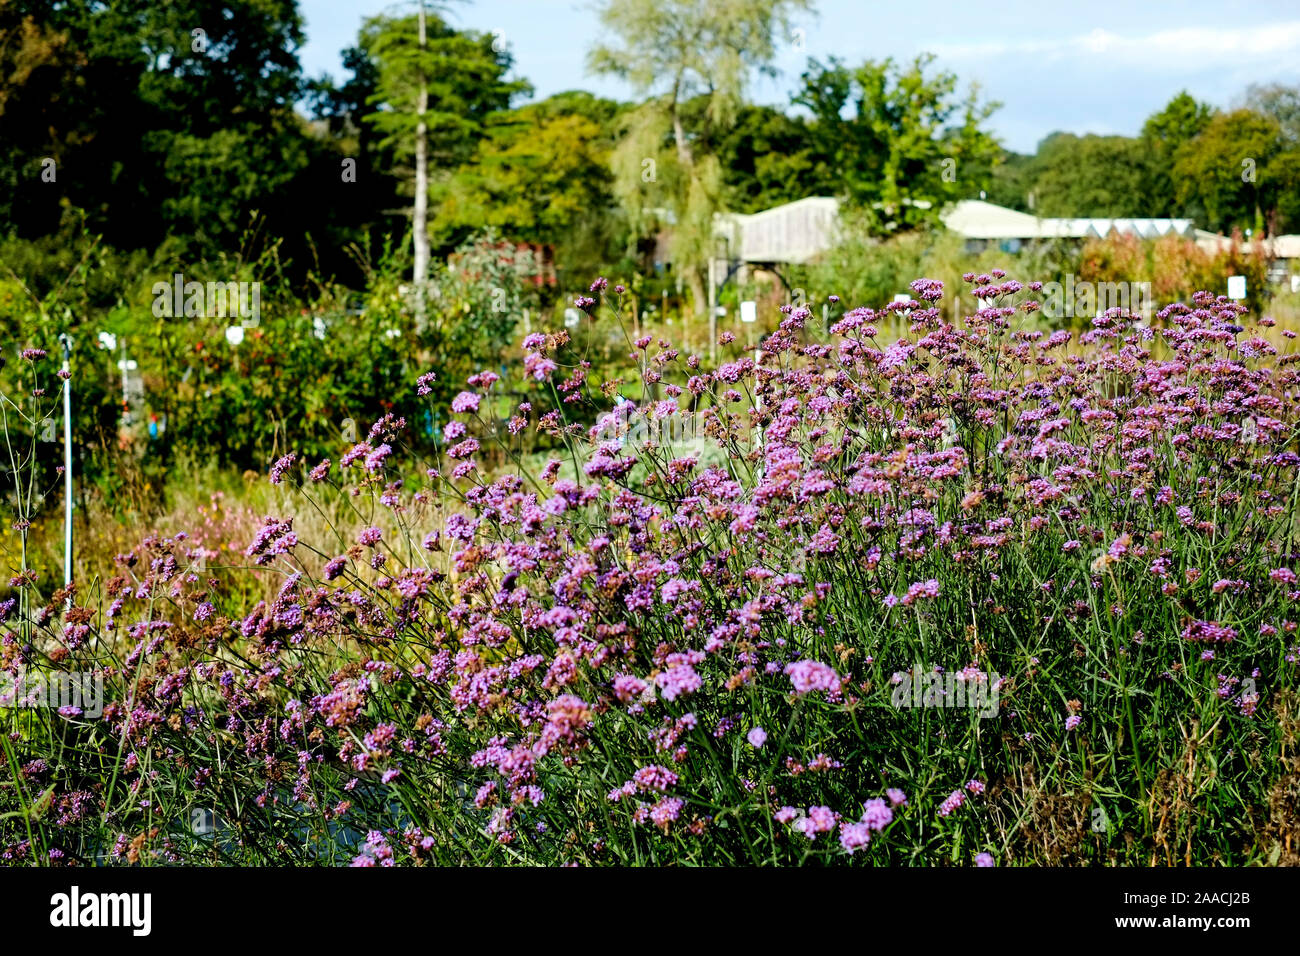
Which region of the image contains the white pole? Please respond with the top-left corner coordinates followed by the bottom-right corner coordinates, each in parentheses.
top-left (120, 339), bottom-right (129, 425)
top-left (58, 333), bottom-right (73, 591)
top-left (412, 0), bottom-right (429, 331)
top-left (707, 257), bottom-right (717, 364)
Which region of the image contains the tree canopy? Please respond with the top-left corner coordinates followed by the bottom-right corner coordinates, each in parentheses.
top-left (3, 0), bottom-right (1298, 317)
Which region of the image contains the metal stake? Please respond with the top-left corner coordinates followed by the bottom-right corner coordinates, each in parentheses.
top-left (58, 333), bottom-right (73, 591)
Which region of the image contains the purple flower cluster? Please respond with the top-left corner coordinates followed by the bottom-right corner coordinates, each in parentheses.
top-left (8, 272), bottom-right (1297, 867)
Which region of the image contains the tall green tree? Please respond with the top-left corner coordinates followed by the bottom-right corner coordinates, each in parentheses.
top-left (1241, 82), bottom-right (1300, 147)
top-left (1140, 91), bottom-right (1214, 216)
top-left (1026, 132), bottom-right (1150, 218)
top-left (983, 149), bottom-right (1035, 212)
top-left (795, 54), bottom-right (1001, 233)
top-left (588, 0), bottom-right (813, 322)
top-left (1173, 109), bottom-right (1283, 233)
top-left (1238, 83), bottom-right (1300, 232)
top-left (684, 100), bottom-right (830, 213)
top-left (361, 5), bottom-right (528, 325)
top-left (0, 0), bottom-right (345, 269)
top-left (434, 93), bottom-right (625, 278)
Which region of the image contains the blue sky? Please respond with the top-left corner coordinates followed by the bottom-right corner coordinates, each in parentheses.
top-left (298, 0), bottom-right (1300, 153)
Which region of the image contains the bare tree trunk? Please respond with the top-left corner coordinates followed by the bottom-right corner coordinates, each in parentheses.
top-left (672, 104), bottom-right (693, 168)
top-left (412, 0), bottom-right (430, 331)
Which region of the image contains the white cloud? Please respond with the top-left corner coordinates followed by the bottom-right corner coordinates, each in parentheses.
top-left (929, 22), bottom-right (1300, 69)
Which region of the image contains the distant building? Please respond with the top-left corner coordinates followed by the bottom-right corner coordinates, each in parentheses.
top-left (716, 197), bottom-right (842, 266)
top-left (1193, 232), bottom-right (1300, 288)
top-left (713, 197), bottom-right (1300, 286)
top-left (941, 199), bottom-right (1198, 253)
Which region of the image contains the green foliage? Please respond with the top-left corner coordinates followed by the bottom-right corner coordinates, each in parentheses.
top-left (795, 54), bottom-right (1001, 233)
top-left (686, 101), bottom-right (830, 213)
top-left (589, 0), bottom-right (814, 314)
top-left (1140, 90), bottom-right (1215, 216)
top-left (0, 0), bottom-right (328, 265)
top-left (1242, 82), bottom-right (1300, 146)
top-left (1024, 133), bottom-right (1151, 218)
top-left (982, 149), bottom-right (1035, 212)
top-left (1009, 87), bottom-right (1300, 233)
top-left (1173, 109), bottom-right (1290, 234)
top-left (0, 225), bottom-right (543, 518)
top-left (434, 93), bottom-right (626, 277)
top-left (588, 0), bottom-right (812, 129)
top-left (360, 9), bottom-right (529, 171)
top-left (429, 229), bottom-right (542, 367)
top-left (787, 222), bottom-right (1077, 323)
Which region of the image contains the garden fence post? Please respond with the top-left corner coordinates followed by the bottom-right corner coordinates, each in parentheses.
top-left (59, 332), bottom-right (73, 594)
top-left (755, 347), bottom-right (764, 478)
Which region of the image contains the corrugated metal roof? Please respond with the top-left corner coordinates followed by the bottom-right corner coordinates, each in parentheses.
top-left (1195, 232), bottom-right (1300, 258)
top-left (1273, 235), bottom-right (1300, 258)
top-left (945, 204), bottom-right (1196, 240)
top-left (713, 197), bottom-right (1297, 264)
top-left (939, 200), bottom-right (1044, 238)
